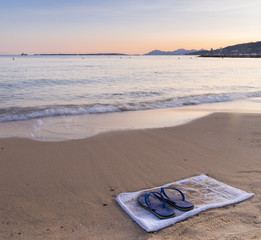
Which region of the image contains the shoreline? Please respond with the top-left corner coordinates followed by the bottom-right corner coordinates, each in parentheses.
top-left (1, 112), bottom-right (261, 239)
top-left (1, 98), bottom-right (261, 142)
top-left (0, 108), bottom-right (210, 142)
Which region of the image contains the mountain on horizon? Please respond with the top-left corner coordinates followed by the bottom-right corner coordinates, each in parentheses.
top-left (145, 48), bottom-right (204, 55)
top-left (198, 41), bottom-right (261, 57)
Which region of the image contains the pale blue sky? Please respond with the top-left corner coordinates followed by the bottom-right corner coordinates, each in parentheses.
top-left (1, 0), bottom-right (261, 54)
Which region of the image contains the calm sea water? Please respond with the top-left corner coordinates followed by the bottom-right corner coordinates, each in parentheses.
top-left (1, 55), bottom-right (261, 122)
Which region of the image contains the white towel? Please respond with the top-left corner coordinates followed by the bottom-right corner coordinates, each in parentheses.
top-left (116, 174), bottom-right (254, 232)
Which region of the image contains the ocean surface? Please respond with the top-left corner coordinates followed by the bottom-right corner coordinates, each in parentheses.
top-left (1, 55), bottom-right (261, 123)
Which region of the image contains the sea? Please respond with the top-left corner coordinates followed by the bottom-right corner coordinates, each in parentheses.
top-left (1, 55), bottom-right (261, 141)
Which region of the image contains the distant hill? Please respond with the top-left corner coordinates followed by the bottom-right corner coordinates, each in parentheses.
top-left (145, 48), bottom-right (203, 55)
top-left (199, 41), bottom-right (261, 58)
top-left (187, 50), bottom-right (209, 55)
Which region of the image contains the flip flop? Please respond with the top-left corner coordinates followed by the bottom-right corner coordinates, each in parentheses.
top-left (160, 187), bottom-right (194, 211)
top-left (137, 191), bottom-right (176, 219)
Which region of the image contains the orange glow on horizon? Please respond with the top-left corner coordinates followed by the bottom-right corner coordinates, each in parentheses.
top-left (2, 38), bottom-right (259, 55)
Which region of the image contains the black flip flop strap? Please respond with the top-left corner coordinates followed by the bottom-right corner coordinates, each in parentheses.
top-left (145, 191), bottom-right (166, 210)
top-left (161, 187), bottom-right (185, 201)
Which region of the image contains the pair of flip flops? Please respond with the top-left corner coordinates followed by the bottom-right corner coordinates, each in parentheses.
top-left (137, 187), bottom-right (194, 219)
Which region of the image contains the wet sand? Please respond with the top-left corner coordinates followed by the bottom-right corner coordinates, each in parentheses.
top-left (1, 98), bottom-right (261, 142)
top-left (1, 112), bottom-right (261, 239)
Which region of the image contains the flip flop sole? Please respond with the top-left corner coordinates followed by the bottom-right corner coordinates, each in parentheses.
top-left (165, 199), bottom-right (194, 211)
top-left (137, 200), bottom-right (176, 219)
top-left (137, 193), bottom-right (176, 219)
top-left (160, 187), bottom-right (194, 211)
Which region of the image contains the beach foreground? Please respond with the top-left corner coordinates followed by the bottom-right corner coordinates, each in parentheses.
top-left (1, 112), bottom-right (261, 239)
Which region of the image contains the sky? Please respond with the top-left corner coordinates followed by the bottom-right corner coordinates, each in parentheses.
top-left (0, 0), bottom-right (261, 54)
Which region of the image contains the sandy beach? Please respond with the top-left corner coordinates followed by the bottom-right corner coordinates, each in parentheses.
top-left (1, 112), bottom-right (261, 239)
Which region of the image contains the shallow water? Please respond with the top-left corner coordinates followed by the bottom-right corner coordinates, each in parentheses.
top-left (1, 55), bottom-right (261, 122)
top-left (1, 55), bottom-right (261, 141)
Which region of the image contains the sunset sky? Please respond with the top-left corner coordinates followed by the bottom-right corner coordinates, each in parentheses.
top-left (1, 0), bottom-right (261, 55)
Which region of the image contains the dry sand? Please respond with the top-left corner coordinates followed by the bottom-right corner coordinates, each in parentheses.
top-left (0, 112), bottom-right (261, 240)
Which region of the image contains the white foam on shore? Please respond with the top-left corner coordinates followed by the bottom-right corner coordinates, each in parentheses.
top-left (1, 98), bottom-right (261, 142)
top-left (1, 91), bottom-right (261, 122)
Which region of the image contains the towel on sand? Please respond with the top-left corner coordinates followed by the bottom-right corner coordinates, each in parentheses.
top-left (116, 174), bottom-right (254, 232)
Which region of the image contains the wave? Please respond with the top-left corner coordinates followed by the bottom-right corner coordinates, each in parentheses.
top-left (1, 91), bottom-right (261, 122)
